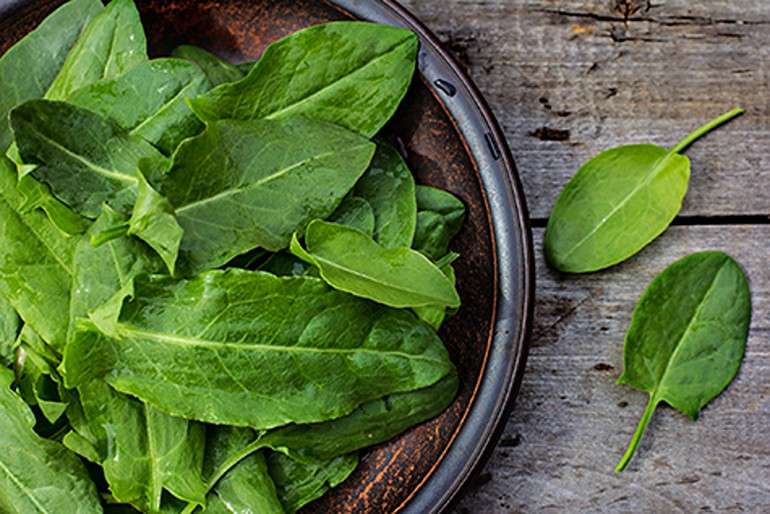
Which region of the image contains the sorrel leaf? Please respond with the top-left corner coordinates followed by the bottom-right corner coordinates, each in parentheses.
top-left (10, 99), bottom-right (166, 218)
top-left (68, 58), bottom-right (210, 154)
top-left (0, 368), bottom-right (102, 513)
top-left (45, 0), bottom-right (147, 101)
top-left (62, 270), bottom-right (453, 429)
top-left (171, 45), bottom-right (246, 87)
top-left (354, 143), bottom-right (416, 248)
top-left (545, 109), bottom-right (744, 273)
top-left (291, 220), bottom-right (460, 309)
top-left (0, 0), bottom-right (102, 149)
top-left (615, 251), bottom-right (751, 471)
top-left (189, 21), bottom-right (418, 137)
top-left (157, 117), bottom-right (375, 274)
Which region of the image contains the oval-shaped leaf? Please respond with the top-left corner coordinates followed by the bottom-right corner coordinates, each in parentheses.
top-left (189, 21), bottom-right (418, 137)
top-left (291, 220), bottom-right (460, 309)
top-left (545, 109), bottom-right (744, 273)
top-left (615, 251), bottom-right (751, 471)
top-left (62, 270), bottom-right (453, 430)
top-left (413, 185), bottom-right (465, 261)
top-left (545, 144), bottom-right (690, 273)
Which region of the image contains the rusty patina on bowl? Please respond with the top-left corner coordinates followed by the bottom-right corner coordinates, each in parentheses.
top-left (0, 1), bottom-right (534, 512)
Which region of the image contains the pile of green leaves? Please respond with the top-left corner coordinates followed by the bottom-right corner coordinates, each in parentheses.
top-left (0, 1), bottom-right (467, 512)
top-left (544, 111), bottom-right (753, 470)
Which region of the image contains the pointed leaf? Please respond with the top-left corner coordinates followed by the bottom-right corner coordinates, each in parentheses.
top-left (10, 100), bottom-right (166, 218)
top-left (0, 368), bottom-right (102, 514)
top-left (171, 45), bottom-right (245, 86)
top-left (158, 117), bottom-right (375, 274)
top-left (0, 0), bottom-right (103, 148)
top-left (189, 21), bottom-right (418, 137)
top-left (46, 0), bottom-right (147, 101)
top-left (0, 157), bottom-right (75, 348)
top-left (291, 220), bottom-right (460, 309)
top-left (63, 270), bottom-right (453, 429)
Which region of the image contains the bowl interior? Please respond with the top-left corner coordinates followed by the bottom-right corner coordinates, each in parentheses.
top-left (0, 1), bottom-right (499, 512)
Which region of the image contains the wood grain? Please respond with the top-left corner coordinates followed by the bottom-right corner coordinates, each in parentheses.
top-left (455, 226), bottom-right (769, 513)
top-left (400, 0), bottom-right (770, 220)
top-left (393, 0), bottom-right (770, 511)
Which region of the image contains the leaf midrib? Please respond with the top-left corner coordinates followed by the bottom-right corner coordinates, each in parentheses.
top-left (560, 151), bottom-right (677, 261)
top-left (0, 458), bottom-right (52, 514)
top-left (312, 253), bottom-right (454, 307)
top-left (25, 124), bottom-right (136, 185)
top-left (651, 259), bottom-right (729, 403)
top-left (0, 196), bottom-right (73, 276)
top-left (175, 143), bottom-right (369, 214)
top-left (130, 76), bottom-right (200, 135)
top-left (116, 324), bottom-right (445, 365)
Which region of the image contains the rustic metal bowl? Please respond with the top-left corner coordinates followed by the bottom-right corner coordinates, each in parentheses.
top-left (0, 0), bottom-right (535, 512)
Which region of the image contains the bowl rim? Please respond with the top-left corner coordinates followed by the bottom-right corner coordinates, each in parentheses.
top-left (328, 1), bottom-right (535, 512)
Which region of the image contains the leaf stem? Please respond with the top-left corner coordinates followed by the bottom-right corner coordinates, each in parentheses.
top-left (669, 107), bottom-right (744, 155)
top-left (615, 395), bottom-right (658, 473)
top-left (89, 222), bottom-right (129, 247)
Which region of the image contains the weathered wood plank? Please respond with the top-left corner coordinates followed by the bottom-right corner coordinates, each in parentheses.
top-left (400, 0), bottom-right (770, 219)
top-left (450, 225), bottom-right (769, 513)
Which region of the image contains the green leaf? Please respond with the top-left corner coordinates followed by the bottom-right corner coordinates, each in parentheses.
top-left (185, 372), bottom-right (456, 512)
top-left (0, 157), bottom-right (76, 348)
top-left (199, 372), bottom-right (458, 496)
top-left (615, 251), bottom-right (751, 472)
top-left (16, 176), bottom-right (90, 235)
top-left (413, 262), bottom-right (457, 330)
top-left (291, 220), bottom-right (460, 309)
top-left (171, 45), bottom-right (245, 86)
top-left (14, 327), bottom-right (69, 424)
top-left (0, 0), bottom-right (103, 149)
top-left (354, 142), bottom-right (416, 248)
top-left (544, 108), bottom-right (744, 273)
top-left (46, 0), bottom-right (147, 101)
top-left (0, 368), bottom-right (102, 514)
top-left (157, 117), bottom-right (375, 274)
top-left (268, 452), bottom-right (357, 513)
top-left (189, 21), bottom-right (418, 137)
top-left (65, 206), bottom-right (201, 511)
top-left (65, 380), bottom-right (207, 511)
top-left (63, 269), bottom-right (453, 429)
top-left (69, 58), bottom-right (210, 155)
top-left (128, 172), bottom-right (183, 276)
top-left (328, 196), bottom-right (375, 236)
top-left (413, 185), bottom-right (465, 261)
top-left (68, 203), bottom-right (163, 338)
top-left (205, 452), bottom-right (285, 514)
top-left (0, 297), bottom-right (20, 368)
top-left (10, 99), bottom-right (166, 218)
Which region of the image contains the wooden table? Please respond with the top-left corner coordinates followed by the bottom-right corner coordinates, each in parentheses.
top-left (399, 0), bottom-right (770, 511)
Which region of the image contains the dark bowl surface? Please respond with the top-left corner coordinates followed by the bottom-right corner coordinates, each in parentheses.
top-left (0, 1), bottom-right (535, 512)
